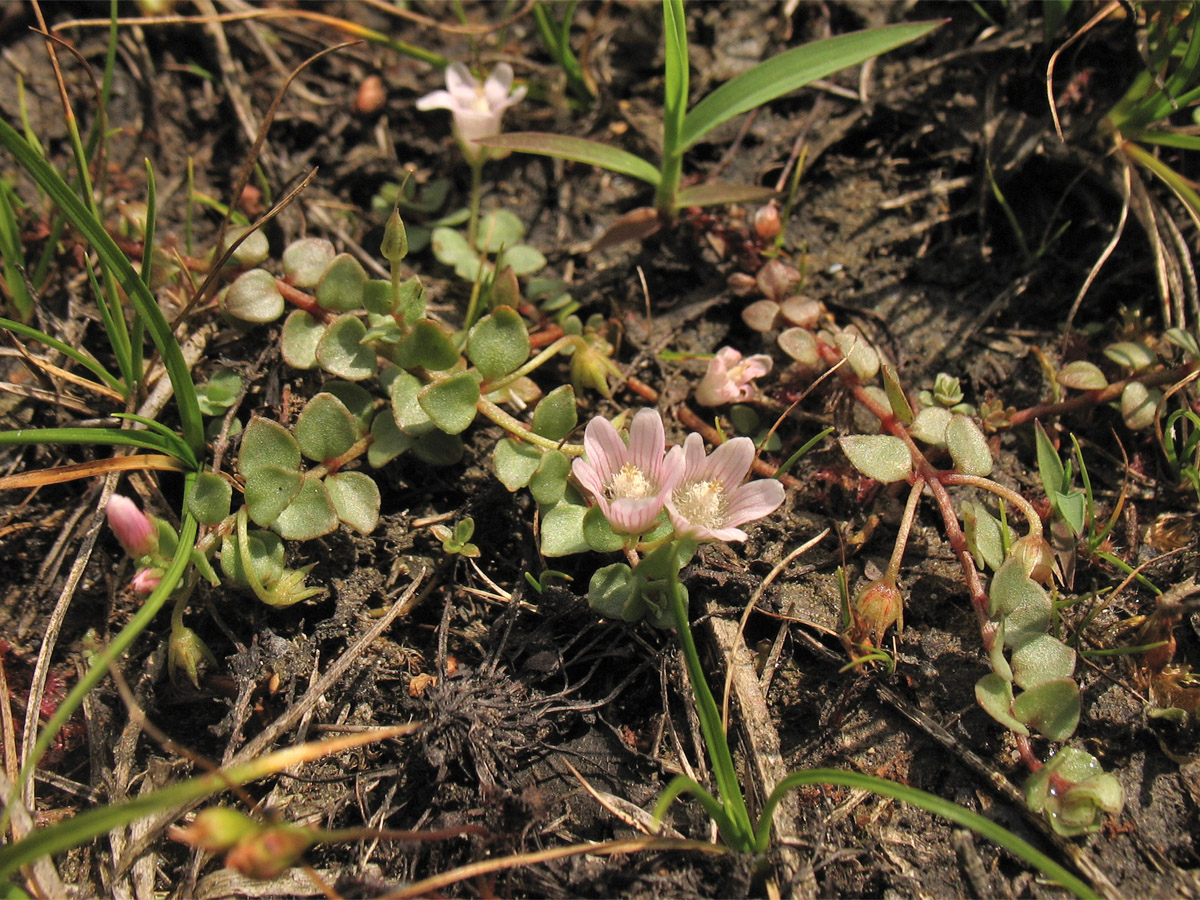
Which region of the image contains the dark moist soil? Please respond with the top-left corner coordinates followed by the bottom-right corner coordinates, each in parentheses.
top-left (2, 2), bottom-right (1200, 898)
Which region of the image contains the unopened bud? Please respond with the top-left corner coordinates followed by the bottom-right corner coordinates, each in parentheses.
top-left (570, 335), bottom-right (622, 399)
top-left (846, 577), bottom-right (904, 648)
top-left (224, 823), bottom-right (312, 880)
top-left (1010, 534), bottom-right (1055, 585)
top-left (174, 807), bottom-right (259, 852)
top-left (753, 203), bottom-right (782, 240)
top-left (355, 74), bottom-right (386, 115)
top-left (382, 208), bottom-right (409, 263)
top-left (261, 565), bottom-right (324, 608)
top-left (131, 567), bottom-right (163, 596)
top-left (106, 495), bottom-right (159, 559)
top-left (169, 625), bottom-right (218, 688)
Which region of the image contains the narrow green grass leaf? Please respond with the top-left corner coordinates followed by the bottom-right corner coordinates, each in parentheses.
top-left (0, 181), bottom-right (33, 321)
top-left (0, 426), bottom-right (197, 468)
top-left (0, 316), bottom-right (124, 394)
top-left (680, 21), bottom-right (942, 151)
top-left (758, 770), bottom-right (1098, 898)
top-left (0, 117), bottom-right (204, 458)
top-left (480, 133), bottom-right (661, 185)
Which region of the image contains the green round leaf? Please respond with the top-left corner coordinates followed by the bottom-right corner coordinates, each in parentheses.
top-left (322, 381), bottom-right (374, 434)
top-left (368, 409), bottom-right (414, 467)
top-left (910, 405), bottom-right (951, 447)
top-left (961, 500), bottom-right (1004, 572)
top-left (316, 314), bottom-right (376, 381)
top-left (834, 329), bottom-right (880, 381)
top-left (394, 319), bottom-right (461, 372)
top-left (1010, 633), bottom-right (1076, 690)
top-left (418, 373), bottom-right (480, 435)
top-left (975, 672), bottom-right (1029, 736)
top-left (223, 225), bottom-right (269, 267)
top-left (583, 504), bottom-right (626, 552)
top-left (1056, 360), bottom-right (1108, 391)
top-left (187, 472), bottom-right (233, 526)
top-left (468, 306), bottom-right (531, 381)
top-left (222, 268), bottom-right (284, 323)
top-left (239, 417), bottom-right (300, 479)
top-left (281, 310), bottom-right (326, 370)
top-left (295, 392), bottom-right (359, 463)
top-left (530, 450), bottom-right (571, 506)
top-left (532, 385), bottom-right (578, 441)
top-left (541, 501), bottom-right (590, 557)
top-left (325, 471), bottom-right (381, 535)
top-left (501, 244), bottom-right (546, 276)
top-left (990, 558), bottom-right (1052, 642)
top-left (431, 226), bottom-right (481, 281)
top-left (316, 253), bottom-right (367, 312)
top-left (243, 464), bottom-right (303, 527)
top-left (1012, 677), bottom-right (1080, 741)
top-left (839, 434), bottom-right (912, 484)
top-left (273, 478), bottom-right (338, 541)
top-left (282, 237), bottom-right (335, 288)
top-left (390, 371), bottom-right (434, 436)
top-left (588, 562), bottom-right (642, 621)
top-left (946, 414), bottom-right (993, 476)
top-left (1103, 341), bottom-right (1156, 371)
top-left (479, 209), bottom-right (526, 252)
top-left (493, 437), bottom-right (542, 490)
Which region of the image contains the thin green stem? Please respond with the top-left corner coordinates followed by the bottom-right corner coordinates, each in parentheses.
top-left (480, 335), bottom-right (580, 394)
top-left (664, 543), bottom-right (755, 850)
top-left (466, 156), bottom-right (484, 249)
top-left (884, 478), bottom-right (924, 583)
top-left (940, 473), bottom-right (1043, 541)
top-left (476, 398), bottom-right (585, 455)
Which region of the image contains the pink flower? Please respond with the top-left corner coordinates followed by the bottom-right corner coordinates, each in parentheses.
top-left (106, 494), bottom-right (159, 559)
top-left (572, 409), bottom-right (684, 535)
top-left (131, 568), bottom-right (163, 596)
top-left (695, 347), bottom-right (774, 407)
top-left (416, 62), bottom-right (526, 162)
top-left (666, 434), bottom-right (785, 542)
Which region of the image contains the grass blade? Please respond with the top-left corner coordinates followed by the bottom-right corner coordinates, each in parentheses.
top-left (480, 133), bottom-right (661, 185)
top-left (680, 21), bottom-right (942, 151)
top-left (0, 116), bottom-right (205, 458)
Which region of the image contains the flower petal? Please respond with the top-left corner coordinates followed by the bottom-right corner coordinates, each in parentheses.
top-left (445, 62), bottom-right (477, 96)
top-left (415, 89), bottom-right (455, 111)
top-left (724, 479), bottom-right (786, 526)
top-left (584, 415), bottom-right (628, 484)
top-left (484, 62), bottom-right (514, 101)
top-left (627, 408), bottom-right (666, 479)
top-left (705, 437), bottom-right (755, 488)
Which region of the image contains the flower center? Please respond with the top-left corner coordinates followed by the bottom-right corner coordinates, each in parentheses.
top-left (607, 462), bottom-right (654, 501)
top-left (672, 479), bottom-right (729, 529)
top-left (470, 86), bottom-right (491, 113)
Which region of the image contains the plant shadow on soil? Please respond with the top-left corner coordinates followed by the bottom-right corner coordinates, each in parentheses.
top-left (2, 1), bottom-right (1200, 897)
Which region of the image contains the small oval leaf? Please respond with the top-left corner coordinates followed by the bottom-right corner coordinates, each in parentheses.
top-left (839, 434), bottom-right (912, 484)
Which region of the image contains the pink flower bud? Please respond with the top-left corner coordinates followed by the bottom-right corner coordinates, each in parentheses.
top-left (130, 568), bottom-right (163, 596)
top-left (1010, 534), bottom-right (1055, 585)
top-left (753, 203), bottom-right (782, 240)
top-left (105, 495), bottom-right (159, 559)
top-left (173, 807), bottom-right (260, 852)
top-left (224, 823), bottom-right (312, 880)
top-left (844, 577), bottom-right (904, 650)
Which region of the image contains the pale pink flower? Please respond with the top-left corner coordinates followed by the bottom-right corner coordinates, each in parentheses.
top-left (416, 62), bottom-right (526, 162)
top-left (695, 347), bottom-right (774, 407)
top-left (666, 434), bottom-right (785, 542)
top-left (572, 409), bottom-right (684, 535)
top-left (106, 494), bottom-right (158, 559)
top-left (131, 568), bottom-right (163, 596)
